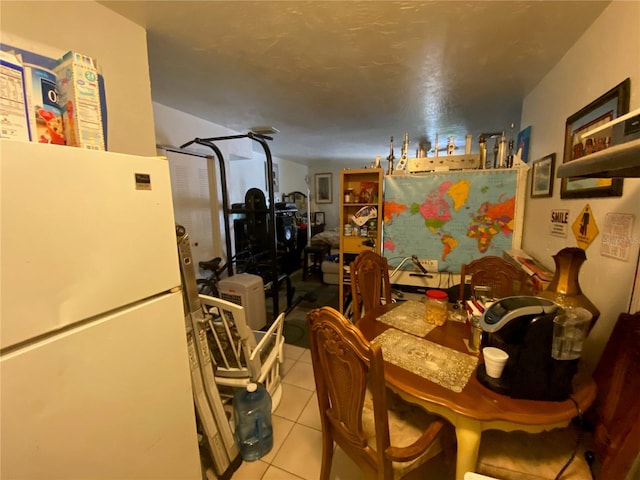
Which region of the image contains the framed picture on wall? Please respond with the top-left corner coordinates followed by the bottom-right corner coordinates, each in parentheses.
top-left (314, 173), bottom-right (332, 204)
top-left (313, 212), bottom-right (325, 225)
top-left (264, 162), bottom-right (279, 193)
top-left (516, 126), bottom-right (532, 162)
top-left (560, 78), bottom-right (630, 199)
top-left (530, 153), bottom-right (555, 198)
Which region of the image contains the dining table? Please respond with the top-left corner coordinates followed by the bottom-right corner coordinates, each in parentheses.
top-left (356, 301), bottom-right (597, 480)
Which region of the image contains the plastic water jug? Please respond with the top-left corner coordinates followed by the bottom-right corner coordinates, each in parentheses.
top-left (233, 383), bottom-right (273, 461)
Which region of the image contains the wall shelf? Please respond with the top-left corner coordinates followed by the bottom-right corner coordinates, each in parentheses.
top-left (557, 137), bottom-right (640, 179)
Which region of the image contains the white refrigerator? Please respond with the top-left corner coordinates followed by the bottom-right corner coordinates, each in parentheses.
top-left (0, 139), bottom-right (202, 479)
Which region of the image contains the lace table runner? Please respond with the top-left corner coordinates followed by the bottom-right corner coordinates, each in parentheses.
top-left (376, 300), bottom-right (436, 337)
top-left (372, 328), bottom-right (478, 392)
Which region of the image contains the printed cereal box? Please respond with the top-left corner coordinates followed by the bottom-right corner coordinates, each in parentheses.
top-left (0, 50), bottom-right (31, 141)
top-left (24, 63), bottom-right (65, 145)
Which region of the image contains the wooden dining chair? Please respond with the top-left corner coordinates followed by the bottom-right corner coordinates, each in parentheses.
top-left (474, 310), bottom-right (640, 479)
top-left (350, 250), bottom-right (392, 322)
top-left (459, 255), bottom-right (527, 302)
top-left (307, 306), bottom-right (454, 480)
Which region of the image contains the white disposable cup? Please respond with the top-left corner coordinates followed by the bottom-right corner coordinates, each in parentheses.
top-left (483, 347), bottom-right (509, 378)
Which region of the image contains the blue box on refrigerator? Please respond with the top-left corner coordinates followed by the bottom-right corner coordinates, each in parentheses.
top-left (24, 63), bottom-right (65, 145)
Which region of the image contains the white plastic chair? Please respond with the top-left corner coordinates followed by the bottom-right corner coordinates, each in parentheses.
top-left (199, 294), bottom-right (284, 409)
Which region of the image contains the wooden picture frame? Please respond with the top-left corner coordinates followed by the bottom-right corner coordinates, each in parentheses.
top-left (314, 173), bottom-right (332, 204)
top-left (530, 153), bottom-right (555, 198)
top-left (560, 78), bottom-right (630, 199)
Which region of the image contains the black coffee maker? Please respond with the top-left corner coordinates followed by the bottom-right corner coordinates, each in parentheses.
top-left (476, 296), bottom-right (580, 401)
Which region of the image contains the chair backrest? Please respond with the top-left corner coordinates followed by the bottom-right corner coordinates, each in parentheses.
top-left (589, 311), bottom-right (640, 479)
top-left (199, 294), bottom-right (283, 382)
top-left (306, 306), bottom-right (394, 479)
top-left (350, 251), bottom-right (392, 322)
top-left (459, 255), bottom-right (527, 302)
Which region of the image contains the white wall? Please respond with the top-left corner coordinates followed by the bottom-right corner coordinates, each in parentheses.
top-left (153, 102), bottom-right (252, 264)
top-left (308, 164), bottom-right (342, 229)
top-left (0, 1), bottom-right (156, 156)
top-left (229, 158), bottom-right (270, 204)
top-left (279, 162), bottom-right (311, 199)
top-left (520, 1), bottom-right (640, 372)
top-left (153, 102), bottom-right (253, 161)
top-left (154, 102), bottom-right (311, 264)
top-left (154, 103), bottom-right (310, 205)
top-left (249, 147), bottom-right (310, 205)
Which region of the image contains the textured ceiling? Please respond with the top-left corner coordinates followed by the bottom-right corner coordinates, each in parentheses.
top-left (101, 1), bottom-right (610, 166)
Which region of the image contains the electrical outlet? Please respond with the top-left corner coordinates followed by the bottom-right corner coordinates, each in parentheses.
top-left (418, 259), bottom-right (439, 272)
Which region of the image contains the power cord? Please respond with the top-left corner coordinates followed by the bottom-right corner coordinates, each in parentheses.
top-left (448, 272), bottom-right (455, 290)
top-left (554, 396), bottom-right (594, 480)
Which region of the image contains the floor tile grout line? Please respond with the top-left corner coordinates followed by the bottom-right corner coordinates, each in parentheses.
top-left (263, 384), bottom-right (315, 480)
top-left (263, 351), bottom-right (320, 479)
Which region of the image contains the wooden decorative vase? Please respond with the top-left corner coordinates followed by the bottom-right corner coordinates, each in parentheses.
top-left (538, 247), bottom-right (600, 331)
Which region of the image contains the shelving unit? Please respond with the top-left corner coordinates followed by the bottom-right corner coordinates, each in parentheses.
top-left (556, 138), bottom-right (640, 178)
top-left (339, 168), bottom-right (384, 312)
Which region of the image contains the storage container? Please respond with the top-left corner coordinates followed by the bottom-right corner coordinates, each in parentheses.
top-left (233, 383), bottom-right (273, 461)
top-left (424, 289), bottom-right (448, 326)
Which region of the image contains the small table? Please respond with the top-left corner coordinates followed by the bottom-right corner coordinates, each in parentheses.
top-left (302, 244), bottom-right (330, 280)
top-left (357, 303), bottom-right (597, 480)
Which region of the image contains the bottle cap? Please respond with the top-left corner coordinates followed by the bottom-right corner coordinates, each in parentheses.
top-left (247, 383), bottom-right (258, 393)
top-left (426, 289), bottom-right (448, 300)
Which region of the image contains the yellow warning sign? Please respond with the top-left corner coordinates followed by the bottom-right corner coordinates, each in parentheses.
top-left (572, 204), bottom-right (599, 249)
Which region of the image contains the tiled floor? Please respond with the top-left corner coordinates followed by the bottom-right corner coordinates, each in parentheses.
top-left (231, 343), bottom-right (368, 480)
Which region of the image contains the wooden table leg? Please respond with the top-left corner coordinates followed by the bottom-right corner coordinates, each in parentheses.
top-left (453, 416), bottom-right (482, 480)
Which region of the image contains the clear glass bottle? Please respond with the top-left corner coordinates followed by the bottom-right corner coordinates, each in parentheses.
top-left (424, 289), bottom-right (448, 326)
top-left (344, 189), bottom-right (355, 203)
top-left (469, 315), bottom-right (482, 352)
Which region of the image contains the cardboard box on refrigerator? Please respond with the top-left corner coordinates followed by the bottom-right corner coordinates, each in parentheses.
top-left (503, 249), bottom-right (554, 294)
top-left (0, 50), bottom-right (31, 141)
top-left (54, 51), bottom-right (104, 150)
top-left (23, 63), bottom-right (65, 145)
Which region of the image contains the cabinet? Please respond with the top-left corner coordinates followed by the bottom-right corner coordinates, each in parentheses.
top-left (339, 168), bottom-right (384, 312)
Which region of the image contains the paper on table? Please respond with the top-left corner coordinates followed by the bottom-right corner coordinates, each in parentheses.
top-left (376, 300), bottom-right (436, 337)
top-left (467, 300), bottom-right (484, 316)
top-left (372, 328), bottom-right (478, 392)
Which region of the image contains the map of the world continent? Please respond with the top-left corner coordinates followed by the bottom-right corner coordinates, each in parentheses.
top-left (383, 170), bottom-right (519, 273)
